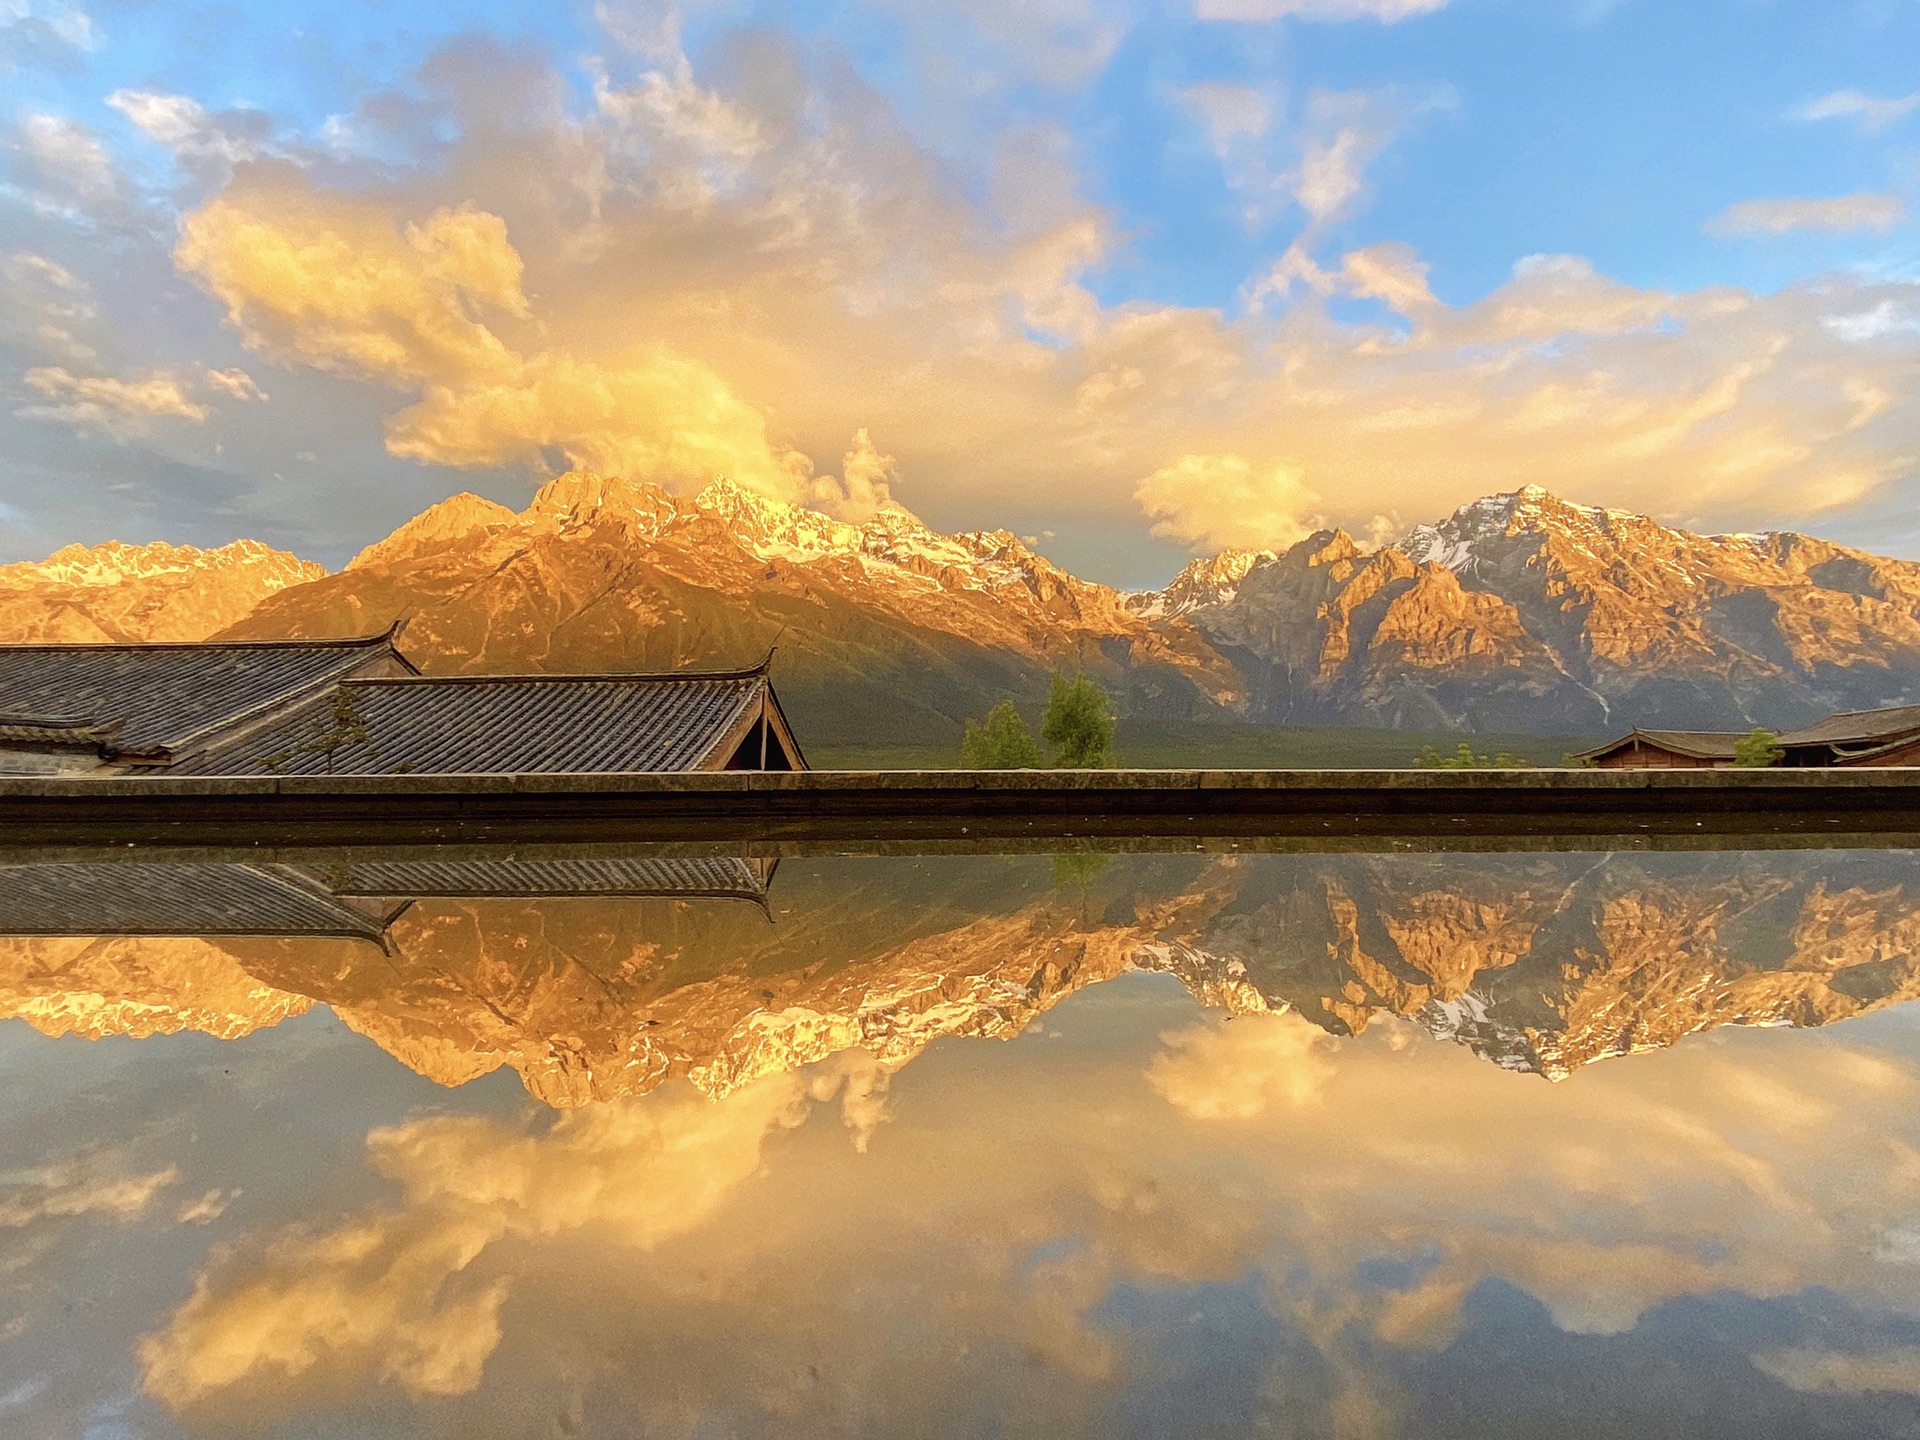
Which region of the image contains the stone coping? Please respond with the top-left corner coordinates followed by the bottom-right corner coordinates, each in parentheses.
top-left (5, 766), bottom-right (1920, 797)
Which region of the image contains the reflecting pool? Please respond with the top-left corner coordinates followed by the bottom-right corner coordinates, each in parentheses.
top-left (6, 847), bottom-right (1920, 1436)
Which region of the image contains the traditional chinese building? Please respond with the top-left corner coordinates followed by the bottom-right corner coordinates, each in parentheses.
top-left (0, 632), bottom-right (805, 776)
top-left (0, 630), bottom-right (412, 775)
top-left (1577, 703), bottom-right (1920, 769)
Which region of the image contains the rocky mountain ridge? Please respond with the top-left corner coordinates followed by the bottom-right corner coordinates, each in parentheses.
top-left (10, 479), bottom-right (1920, 735)
top-left (0, 538), bottom-right (323, 644)
top-left (1184, 485), bottom-right (1920, 732)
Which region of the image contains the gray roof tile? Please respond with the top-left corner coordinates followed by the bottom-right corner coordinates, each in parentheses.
top-left (0, 633), bottom-right (404, 759)
top-left (296, 855), bottom-right (776, 900)
top-left (1778, 704), bottom-right (1920, 748)
top-left (0, 861), bottom-right (398, 940)
top-left (177, 670), bottom-right (775, 775)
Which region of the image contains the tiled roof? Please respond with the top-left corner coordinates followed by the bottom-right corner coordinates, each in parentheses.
top-left (1573, 728), bottom-right (1747, 761)
top-left (0, 861), bottom-right (399, 940)
top-left (0, 716), bottom-right (120, 747)
top-left (0, 632), bottom-right (407, 760)
top-left (297, 855), bottom-right (776, 901)
top-left (1778, 704), bottom-right (1920, 748)
top-left (1631, 729), bottom-right (1747, 759)
top-left (176, 668), bottom-right (776, 775)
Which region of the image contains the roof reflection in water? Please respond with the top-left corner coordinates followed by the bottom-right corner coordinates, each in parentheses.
top-left (3, 848), bottom-right (1920, 1099)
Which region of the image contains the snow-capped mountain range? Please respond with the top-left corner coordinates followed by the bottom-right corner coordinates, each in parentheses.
top-left (10, 476), bottom-right (1920, 739)
top-left (0, 538), bottom-right (324, 643)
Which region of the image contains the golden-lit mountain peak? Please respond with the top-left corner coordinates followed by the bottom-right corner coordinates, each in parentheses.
top-left (0, 538), bottom-right (325, 644)
top-left (0, 935), bottom-right (315, 1042)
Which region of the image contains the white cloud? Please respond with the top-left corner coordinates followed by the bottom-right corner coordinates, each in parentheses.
top-left (7, 113), bottom-right (119, 217)
top-left (0, 249), bottom-right (96, 366)
top-left (0, 0), bottom-right (97, 53)
top-left (107, 90), bottom-right (267, 168)
top-left (1708, 193), bottom-right (1907, 236)
top-left (810, 428), bottom-right (900, 521)
top-left (1826, 299), bottom-right (1920, 343)
top-left (1793, 89), bottom-right (1920, 135)
top-left (202, 367), bottom-right (266, 402)
top-left (0, 1159), bottom-right (177, 1227)
top-left (1340, 243), bottom-right (1440, 316)
top-left (1148, 1011), bottom-right (1336, 1118)
top-left (13, 21), bottom-right (1907, 564)
top-left (1179, 83), bottom-right (1442, 235)
top-left (18, 366), bottom-right (211, 434)
top-left (1136, 453), bottom-right (1324, 551)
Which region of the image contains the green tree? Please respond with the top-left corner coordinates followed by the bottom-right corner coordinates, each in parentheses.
top-left (959, 701), bottom-right (1042, 769)
top-left (1042, 673), bottom-right (1117, 768)
top-left (261, 686), bottom-right (374, 774)
top-left (1733, 728), bottom-right (1785, 767)
top-left (1413, 742), bottom-right (1531, 770)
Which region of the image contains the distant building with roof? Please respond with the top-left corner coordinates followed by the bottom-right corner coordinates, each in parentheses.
top-left (1577, 703), bottom-right (1920, 769)
top-left (0, 632), bottom-right (806, 776)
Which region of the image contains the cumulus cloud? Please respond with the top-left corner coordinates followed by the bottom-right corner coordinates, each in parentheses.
top-left (1340, 242), bottom-right (1439, 317)
top-left (1147, 1011), bottom-right (1336, 1118)
top-left (1793, 89), bottom-right (1920, 135)
top-left (202, 367), bottom-right (265, 402)
top-left (137, 1056), bottom-right (890, 1409)
top-left (1128, 245), bottom-right (1920, 550)
top-left (0, 249), bottom-right (96, 366)
top-left (15, 18), bottom-right (1911, 567)
top-left (3, 113), bottom-right (132, 228)
top-left (1137, 454), bottom-right (1323, 552)
top-left (18, 366), bottom-right (210, 433)
top-left (1708, 194), bottom-right (1907, 236)
top-left (0, 0), bottom-right (97, 66)
top-left (810, 427), bottom-right (901, 521)
top-left (176, 187), bottom-right (819, 500)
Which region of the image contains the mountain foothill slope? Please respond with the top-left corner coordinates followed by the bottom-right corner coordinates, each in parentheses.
top-left (9, 476), bottom-right (1920, 736)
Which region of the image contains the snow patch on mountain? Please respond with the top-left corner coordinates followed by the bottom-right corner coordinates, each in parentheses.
top-left (1400, 485), bottom-right (1647, 572)
top-left (1128, 549), bottom-right (1275, 619)
top-left (0, 538), bottom-right (324, 590)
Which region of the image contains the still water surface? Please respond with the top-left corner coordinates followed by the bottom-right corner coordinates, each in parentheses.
top-left (5, 847), bottom-right (1920, 1437)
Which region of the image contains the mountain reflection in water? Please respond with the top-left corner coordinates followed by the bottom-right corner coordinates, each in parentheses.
top-left (4, 850), bottom-right (1920, 1095)
top-left (3, 848), bottom-right (1920, 1437)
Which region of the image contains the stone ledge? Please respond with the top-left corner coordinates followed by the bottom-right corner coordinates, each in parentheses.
top-left (5, 766), bottom-right (1920, 798)
top-left (3, 767), bottom-right (1920, 848)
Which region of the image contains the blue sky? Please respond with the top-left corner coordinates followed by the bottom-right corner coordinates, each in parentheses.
top-left (2, 0), bottom-right (1918, 583)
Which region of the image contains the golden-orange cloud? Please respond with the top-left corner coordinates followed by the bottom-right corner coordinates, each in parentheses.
top-left (176, 186), bottom-right (818, 502)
